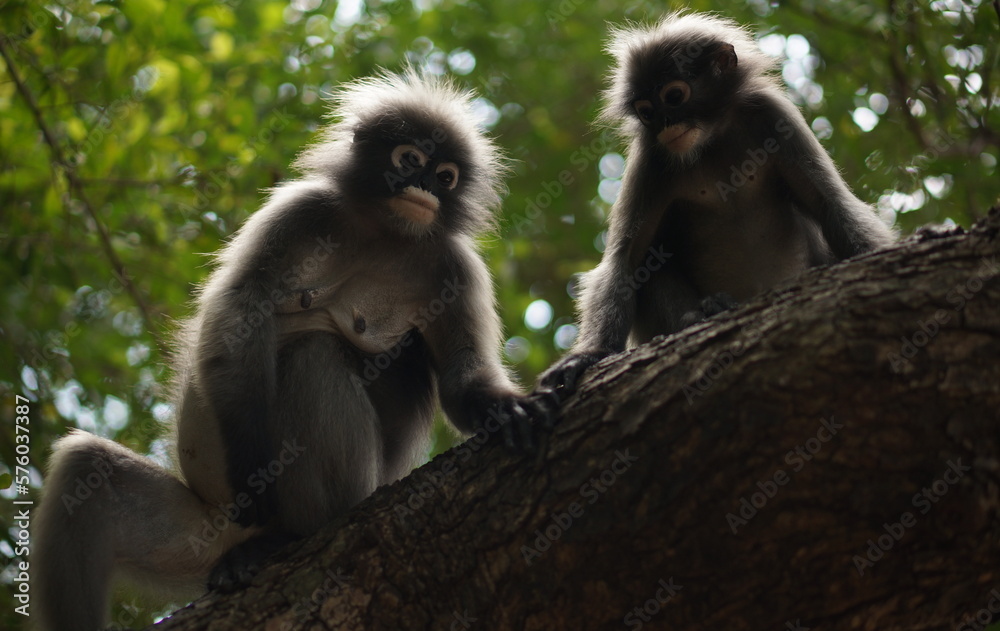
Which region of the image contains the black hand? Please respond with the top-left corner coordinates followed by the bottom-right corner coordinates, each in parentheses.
top-left (679, 292), bottom-right (739, 329)
top-left (498, 395), bottom-right (552, 452)
top-left (700, 292), bottom-right (737, 317)
top-left (537, 350), bottom-right (608, 399)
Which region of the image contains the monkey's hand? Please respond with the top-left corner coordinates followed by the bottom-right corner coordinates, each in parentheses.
top-left (208, 532), bottom-right (299, 593)
top-left (461, 389), bottom-right (550, 452)
top-left (678, 292), bottom-right (738, 329)
top-left (537, 350), bottom-right (609, 402)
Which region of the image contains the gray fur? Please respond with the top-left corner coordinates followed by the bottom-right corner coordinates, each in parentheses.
top-left (33, 70), bottom-right (518, 631)
top-left (540, 11), bottom-right (896, 393)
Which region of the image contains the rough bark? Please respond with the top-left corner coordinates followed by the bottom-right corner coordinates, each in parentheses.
top-left (150, 209), bottom-right (1000, 631)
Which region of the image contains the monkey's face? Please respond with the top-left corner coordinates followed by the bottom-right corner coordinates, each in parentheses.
top-left (344, 116), bottom-right (474, 236)
top-left (383, 143), bottom-right (460, 229)
top-left (632, 80), bottom-right (702, 154)
top-left (626, 41), bottom-right (739, 159)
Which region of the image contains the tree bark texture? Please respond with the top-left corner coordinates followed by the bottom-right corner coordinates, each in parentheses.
top-left (151, 209), bottom-right (1000, 631)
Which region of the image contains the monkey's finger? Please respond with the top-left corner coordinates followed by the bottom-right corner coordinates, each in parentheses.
top-left (517, 417), bottom-right (537, 452)
top-left (485, 399), bottom-right (513, 449)
top-left (509, 402), bottom-right (537, 452)
top-left (523, 393), bottom-right (558, 430)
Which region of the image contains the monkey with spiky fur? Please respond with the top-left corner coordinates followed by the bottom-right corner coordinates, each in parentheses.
top-left (34, 71), bottom-right (537, 631)
top-left (533, 12), bottom-right (896, 399)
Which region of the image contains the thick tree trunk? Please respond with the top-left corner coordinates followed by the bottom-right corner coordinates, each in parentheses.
top-left (151, 209), bottom-right (1000, 631)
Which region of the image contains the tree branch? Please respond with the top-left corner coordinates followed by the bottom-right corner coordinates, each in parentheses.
top-left (148, 209), bottom-right (1000, 630)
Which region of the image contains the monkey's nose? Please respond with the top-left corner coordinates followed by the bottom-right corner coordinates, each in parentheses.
top-left (417, 171), bottom-right (434, 192)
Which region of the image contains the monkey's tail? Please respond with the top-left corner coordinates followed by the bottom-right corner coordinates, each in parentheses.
top-left (32, 430), bottom-right (247, 631)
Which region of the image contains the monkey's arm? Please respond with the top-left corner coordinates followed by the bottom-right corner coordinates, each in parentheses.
top-left (424, 239), bottom-right (541, 449)
top-left (537, 248), bottom-right (635, 396)
top-left (195, 273), bottom-right (279, 527)
top-left (194, 184), bottom-right (328, 526)
top-left (763, 96), bottom-right (896, 259)
top-left (536, 169), bottom-right (662, 396)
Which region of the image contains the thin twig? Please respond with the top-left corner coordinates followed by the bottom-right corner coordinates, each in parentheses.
top-left (884, 1), bottom-right (929, 148)
top-left (0, 38), bottom-right (165, 353)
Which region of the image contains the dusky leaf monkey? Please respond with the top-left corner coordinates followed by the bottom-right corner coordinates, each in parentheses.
top-left (34, 70), bottom-right (537, 631)
top-left (535, 12), bottom-right (895, 400)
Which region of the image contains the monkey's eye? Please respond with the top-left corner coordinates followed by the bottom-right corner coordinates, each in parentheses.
top-left (660, 81), bottom-right (691, 107)
top-left (435, 163), bottom-right (460, 190)
top-left (633, 100), bottom-right (655, 124)
top-left (391, 144), bottom-right (429, 169)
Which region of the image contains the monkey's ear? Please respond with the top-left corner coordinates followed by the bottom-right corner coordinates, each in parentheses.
top-left (712, 43), bottom-right (738, 74)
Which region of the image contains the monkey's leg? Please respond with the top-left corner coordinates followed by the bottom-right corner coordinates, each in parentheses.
top-left (363, 331), bottom-right (436, 483)
top-left (34, 431), bottom-right (248, 631)
top-left (273, 332), bottom-right (384, 531)
top-left (633, 266), bottom-right (715, 340)
top-left (209, 332), bottom-right (384, 590)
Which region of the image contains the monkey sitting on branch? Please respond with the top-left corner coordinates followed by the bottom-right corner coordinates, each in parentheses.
top-left (533, 12), bottom-right (896, 403)
top-left (34, 70), bottom-right (539, 631)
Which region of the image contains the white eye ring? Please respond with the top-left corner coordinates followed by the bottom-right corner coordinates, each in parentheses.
top-left (391, 145), bottom-right (428, 169)
top-left (435, 163), bottom-right (460, 190)
top-left (660, 81), bottom-right (691, 107)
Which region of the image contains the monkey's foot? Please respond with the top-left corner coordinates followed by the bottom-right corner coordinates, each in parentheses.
top-left (511, 350), bottom-right (611, 436)
top-left (679, 292), bottom-right (738, 328)
top-left (537, 350), bottom-right (609, 397)
top-left (916, 223), bottom-right (965, 241)
top-left (207, 532), bottom-right (299, 593)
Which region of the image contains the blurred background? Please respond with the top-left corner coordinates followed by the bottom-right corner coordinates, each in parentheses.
top-left (1, 0), bottom-right (997, 626)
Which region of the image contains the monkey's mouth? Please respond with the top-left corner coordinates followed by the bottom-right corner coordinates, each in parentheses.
top-left (658, 124), bottom-right (700, 153)
top-left (389, 186), bottom-right (439, 226)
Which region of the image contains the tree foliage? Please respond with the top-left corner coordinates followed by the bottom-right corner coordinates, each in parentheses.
top-left (0, 0), bottom-right (997, 628)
